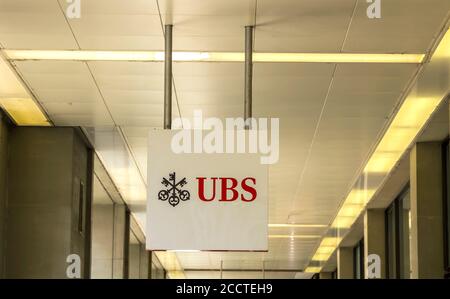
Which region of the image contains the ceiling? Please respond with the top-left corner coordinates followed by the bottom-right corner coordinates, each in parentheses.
top-left (0, 0), bottom-right (449, 279)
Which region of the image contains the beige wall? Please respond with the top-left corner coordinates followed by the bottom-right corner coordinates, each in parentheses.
top-left (91, 203), bottom-right (115, 278)
top-left (4, 127), bottom-right (92, 278)
top-left (337, 247), bottom-right (354, 279)
top-left (128, 244), bottom-right (141, 279)
top-left (410, 142), bottom-right (445, 278)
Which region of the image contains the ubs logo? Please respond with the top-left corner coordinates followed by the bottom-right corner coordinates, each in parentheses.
top-left (157, 172), bottom-right (258, 207)
top-left (158, 172), bottom-right (190, 207)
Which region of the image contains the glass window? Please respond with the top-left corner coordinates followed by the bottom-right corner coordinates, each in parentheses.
top-left (445, 141), bottom-right (450, 273)
top-left (353, 239), bottom-right (364, 279)
top-left (386, 186), bottom-right (411, 279)
top-left (386, 201), bottom-right (398, 279)
top-left (398, 190), bottom-right (411, 278)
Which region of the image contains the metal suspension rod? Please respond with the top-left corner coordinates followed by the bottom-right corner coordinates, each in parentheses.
top-left (244, 26), bottom-right (253, 129)
top-left (164, 24), bottom-right (173, 130)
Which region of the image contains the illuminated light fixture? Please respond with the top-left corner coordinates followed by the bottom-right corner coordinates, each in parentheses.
top-left (268, 234), bottom-right (321, 239)
top-left (336, 203), bottom-right (365, 218)
top-left (155, 51), bottom-right (212, 61)
top-left (0, 55), bottom-right (50, 126)
top-left (307, 28), bottom-right (450, 268)
top-left (345, 189), bottom-right (376, 205)
top-left (363, 96), bottom-right (442, 175)
top-left (254, 53), bottom-right (424, 64)
top-left (433, 27), bottom-right (450, 59)
top-left (0, 98), bottom-right (50, 126)
top-left (309, 239), bottom-right (341, 264)
top-left (107, 166), bottom-right (147, 204)
top-left (364, 94), bottom-right (446, 175)
top-left (363, 152), bottom-right (401, 174)
top-left (332, 216), bottom-right (357, 229)
top-left (268, 224), bottom-right (328, 228)
top-left (312, 251), bottom-right (334, 262)
top-left (320, 237), bottom-right (342, 247)
top-left (0, 58), bottom-right (29, 97)
top-left (304, 267), bottom-right (322, 273)
top-left (316, 246), bottom-right (336, 255)
top-left (4, 50), bottom-right (161, 62)
top-left (155, 251), bottom-right (184, 277)
top-left (376, 128), bottom-right (418, 153)
top-left (3, 49), bottom-right (425, 64)
top-left (331, 99), bottom-right (444, 229)
top-left (166, 271), bottom-right (186, 279)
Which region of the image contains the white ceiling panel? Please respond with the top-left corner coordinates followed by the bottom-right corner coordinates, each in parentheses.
top-left (159, 0), bottom-right (256, 51)
top-left (0, 0), bottom-right (77, 49)
top-left (13, 60), bottom-right (114, 126)
top-left (255, 0), bottom-right (355, 52)
top-left (343, 0), bottom-right (450, 53)
top-left (87, 61), bottom-right (177, 127)
top-left (174, 62), bottom-right (244, 119)
top-left (58, 0), bottom-right (163, 50)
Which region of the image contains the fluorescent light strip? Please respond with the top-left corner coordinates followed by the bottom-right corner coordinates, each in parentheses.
top-left (166, 271), bottom-right (186, 279)
top-left (310, 238), bottom-right (340, 262)
top-left (312, 252), bottom-right (333, 262)
top-left (2, 50), bottom-right (424, 64)
top-left (268, 224), bottom-right (328, 228)
top-left (0, 98), bottom-right (50, 126)
top-left (308, 27), bottom-right (450, 267)
top-left (269, 234), bottom-right (321, 239)
top-left (0, 55), bottom-right (50, 126)
top-left (304, 267), bottom-right (322, 273)
top-left (155, 251), bottom-right (184, 276)
top-left (254, 53), bottom-right (424, 63)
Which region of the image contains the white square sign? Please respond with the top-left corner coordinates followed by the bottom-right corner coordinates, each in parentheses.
top-left (146, 130), bottom-right (268, 251)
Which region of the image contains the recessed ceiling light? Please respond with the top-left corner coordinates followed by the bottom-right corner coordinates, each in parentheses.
top-left (304, 267), bottom-right (322, 273)
top-left (306, 27), bottom-right (450, 267)
top-left (312, 252), bottom-right (333, 262)
top-left (0, 55), bottom-right (50, 126)
top-left (0, 98), bottom-right (50, 126)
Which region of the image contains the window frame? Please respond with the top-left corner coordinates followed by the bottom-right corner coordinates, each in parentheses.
top-left (385, 185), bottom-right (410, 279)
top-left (353, 238), bottom-right (364, 279)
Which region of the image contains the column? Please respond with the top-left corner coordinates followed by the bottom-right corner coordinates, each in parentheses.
top-left (409, 142), bottom-right (445, 278)
top-left (139, 245), bottom-right (150, 279)
top-left (4, 127), bottom-right (93, 278)
top-left (91, 201), bottom-right (115, 278)
top-left (0, 112), bottom-right (9, 279)
top-left (112, 204), bottom-right (130, 279)
top-left (364, 209), bottom-right (386, 278)
top-left (337, 247), bottom-right (354, 279)
top-left (128, 243), bottom-right (141, 279)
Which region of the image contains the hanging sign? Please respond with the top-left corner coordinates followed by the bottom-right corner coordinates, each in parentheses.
top-left (146, 129), bottom-right (268, 251)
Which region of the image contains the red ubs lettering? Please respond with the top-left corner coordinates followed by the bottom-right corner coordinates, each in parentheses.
top-left (196, 177), bottom-right (257, 202)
